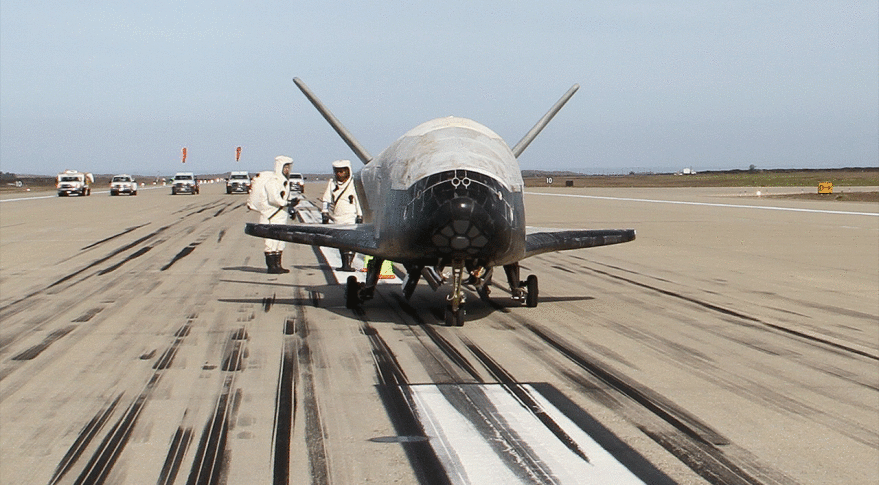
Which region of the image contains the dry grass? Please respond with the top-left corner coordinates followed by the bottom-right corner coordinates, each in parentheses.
top-left (524, 168), bottom-right (878, 188)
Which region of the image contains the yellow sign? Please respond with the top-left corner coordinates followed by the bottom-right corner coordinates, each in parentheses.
top-left (362, 256), bottom-right (395, 279)
top-left (818, 182), bottom-right (833, 194)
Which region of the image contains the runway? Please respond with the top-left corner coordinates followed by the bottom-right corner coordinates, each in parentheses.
top-left (1, 182), bottom-right (876, 484)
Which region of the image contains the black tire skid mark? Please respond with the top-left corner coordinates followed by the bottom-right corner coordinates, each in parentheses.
top-left (80, 224), bottom-right (150, 251)
top-left (389, 293), bottom-right (483, 383)
top-left (157, 426), bottom-right (194, 485)
top-left (355, 317), bottom-right (452, 485)
top-left (523, 323), bottom-right (799, 485)
top-left (98, 246), bottom-right (152, 275)
top-left (48, 394), bottom-right (123, 484)
top-left (290, 299), bottom-right (331, 485)
top-left (212, 201), bottom-right (245, 218)
top-left (49, 320), bottom-right (194, 483)
top-left (161, 242), bottom-right (201, 271)
top-left (271, 318), bottom-right (297, 485)
top-left (153, 322), bottom-right (192, 371)
top-left (526, 323), bottom-right (729, 446)
top-left (186, 327), bottom-right (249, 485)
top-left (48, 225), bottom-right (172, 290)
top-left (186, 377), bottom-right (239, 485)
top-left (72, 307), bottom-right (104, 322)
top-left (11, 325), bottom-right (76, 361)
top-left (580, 261), bottom-right (877, 361)
top-left (72, 374), bottom-right (161, 485)
top-left (0, 225), bottom-right (172, 321)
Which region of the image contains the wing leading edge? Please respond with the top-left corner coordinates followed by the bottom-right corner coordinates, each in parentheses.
top-left (524, 229), bottom-right (636, 259)
top-left (245, 223), bottom-right (379, 255)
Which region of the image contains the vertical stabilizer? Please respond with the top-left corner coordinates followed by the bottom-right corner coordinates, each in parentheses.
top-left (511, 84), bottom-right (579, 158)
top-left (293, 78), bottom-right (373, 165)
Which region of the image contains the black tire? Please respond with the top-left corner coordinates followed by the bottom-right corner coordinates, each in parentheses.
top-left (525, 275), bottom-right (538, 307)
top-left (345, 276), bottom-right (360, 309)
top-left (444, 306), bottom-right (465, 326)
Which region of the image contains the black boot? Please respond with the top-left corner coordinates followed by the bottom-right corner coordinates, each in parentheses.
top-left (337, 250), bottom-right (355, 272)
top-left (275, 252), bottom-right (290, 273)
top-left (265, 252), bottom-right (275, 273)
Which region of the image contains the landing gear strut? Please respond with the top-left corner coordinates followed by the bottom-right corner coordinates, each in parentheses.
top-left (444, 259), bottom-right (466, 326)
top-left (504, 263), bottom-right (538, 308)
top-left (345, 256), bottom-right (383, 309)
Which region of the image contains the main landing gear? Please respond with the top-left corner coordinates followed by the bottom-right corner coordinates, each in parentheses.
top-left (346, 259), bottom-right (539, 327)
top-left (345, 256), bottom-right (382, 309)
top-left (504, 263), bottom-right (539, 308)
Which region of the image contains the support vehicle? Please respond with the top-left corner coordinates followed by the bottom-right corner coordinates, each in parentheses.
top-left (109, 174), bottom-right (138, 196)
top-left (226, 171), bottom-right (251, 194)
top-left (171, 172), bottom-right (199, 195)
top-left (56, 170), bottom-right (94, 196)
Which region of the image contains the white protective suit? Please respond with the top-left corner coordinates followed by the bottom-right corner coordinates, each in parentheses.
top-left (321, 159), bottom-right (362, 224)
top-left (253, 156), bottom-right (292, 252)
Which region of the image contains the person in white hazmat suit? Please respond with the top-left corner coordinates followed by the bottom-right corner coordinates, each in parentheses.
top-left (321, 159), bottom-right (362, 272)
top-left (248, 156), bottom-right (293, 274)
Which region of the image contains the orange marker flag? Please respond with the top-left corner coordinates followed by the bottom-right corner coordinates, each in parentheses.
top-left (236, 146), bottom-right (241, 162)
top-left (182, 147), bottom-right (187, 163)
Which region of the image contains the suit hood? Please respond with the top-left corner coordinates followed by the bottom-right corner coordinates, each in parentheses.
top-left (275, 156), bottom-right (293, 176)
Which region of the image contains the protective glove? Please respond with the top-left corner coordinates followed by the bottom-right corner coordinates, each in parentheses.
top-left (355, 216), bottom-right (363, 224)
top-left (321, 212), bottom-right (329, 224)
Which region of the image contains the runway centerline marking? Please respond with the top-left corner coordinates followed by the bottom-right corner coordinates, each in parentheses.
top-left (526, 191), bottom-right (879, 217)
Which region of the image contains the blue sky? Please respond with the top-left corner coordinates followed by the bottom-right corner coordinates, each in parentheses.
top-left (1, 1), bottom-right (877, 176)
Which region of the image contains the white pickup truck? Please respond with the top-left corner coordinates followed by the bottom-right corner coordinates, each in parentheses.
top-left (226, 171), bottom-right (251, 194)
top-left (171, 172), bottom-right (199, 195)
top-left (109, 174), bottom-right (138, 196)
top-left (56, 170), bottom-right (94, 196)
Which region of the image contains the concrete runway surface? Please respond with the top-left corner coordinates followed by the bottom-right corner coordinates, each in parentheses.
top-left (1, 182), bottom-right (876, 484)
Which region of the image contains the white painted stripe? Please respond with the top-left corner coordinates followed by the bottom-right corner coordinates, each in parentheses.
top-left (0, 194), bottom-right (57, 202)
top-left (409, 385), bottom-right (523, 485)
top-left (0, 185), bottom-right (163, 203)
top-left (526, 191), bottom-right (879, 217)
top-left (408, 384), bottom-right (645, 484)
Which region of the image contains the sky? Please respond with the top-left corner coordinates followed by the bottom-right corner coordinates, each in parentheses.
top-left (1, 1), bottom-right (877, 177)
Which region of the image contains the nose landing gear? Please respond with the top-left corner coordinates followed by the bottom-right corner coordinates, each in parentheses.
top-left (444, 259), bottom-right (466, 326)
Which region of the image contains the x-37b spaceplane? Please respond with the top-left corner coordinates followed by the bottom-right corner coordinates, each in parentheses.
top-left (246, 78), bottom-right (635, 325)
